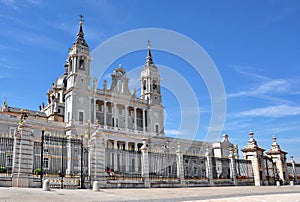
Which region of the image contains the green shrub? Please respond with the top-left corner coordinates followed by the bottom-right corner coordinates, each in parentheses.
top-left (0, 166), bottom-right (7, 173)
top-left (34, 168), bottom-right (41, 175)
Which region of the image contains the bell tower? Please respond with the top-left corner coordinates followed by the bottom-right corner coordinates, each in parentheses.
top-left (140, 41), bottom-right (162, 106)
top-left (66, 17), bottom-right (91, 91)
top-left (140, 41), bottom-right (164, 136)
top-left (64, 16), bottom-right (91, 127)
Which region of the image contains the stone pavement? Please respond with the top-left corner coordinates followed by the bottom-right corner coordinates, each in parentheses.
top-left (0, 185), bottom-right (299, 202)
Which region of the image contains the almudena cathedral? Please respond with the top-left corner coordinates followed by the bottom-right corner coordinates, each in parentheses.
top-left (0, 19), bottom-right (299, 189)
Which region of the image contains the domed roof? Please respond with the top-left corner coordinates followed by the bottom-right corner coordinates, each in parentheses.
top-left (52, 73), bottom-right (67, 89)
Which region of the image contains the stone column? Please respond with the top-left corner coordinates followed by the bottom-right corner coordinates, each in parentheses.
top-left (12, 125), bottom-right (34, 188)
top-left (228, 147), bottom-right (237, 185)
top-left (134, 107), bottom-right (137, 131)
top-left (113, 103), bottom-right (117, 129)
top-left (176, 143), bottom-right (186, 187)
top-left (125, 142), bottom-right (129, 172)
top-left (142, 109), bottom-right (146, 134)
top-left (104, 101), bottom-right (107, 127)
top-left (205, 148), bottom-right (214, 185)
top-left (266, 135), bottom-right (289, 184)
top-left (290, 156), bottom-right (297, 183)
top-left (241, 130), bottom-right (265, 186)
top-left (141, 138), bottom-right (150, 188)
top-left (93, 98), bottom-right (96, 125)
top-left (89, 132), bottom-right (106, 188)
top-left (66, 136), bottom-right (73, 175)
top-left (125, 105), bottom-right (128, 131)
top-left (113, 140), bottom-right (118, 171)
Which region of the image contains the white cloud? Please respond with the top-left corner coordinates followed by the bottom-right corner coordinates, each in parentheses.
top-left (228, 79), bottom-right (290, 98)
top-left (238, 104), bottom-right (300, 118)
top-left (0, 0), bottom-right (40, 9)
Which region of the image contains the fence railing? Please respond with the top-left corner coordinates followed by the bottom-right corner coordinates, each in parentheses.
top-left (105, 148), bottom-right (142, 181)
top-left (0, 135), bottom-right (14, 175)
top-left (149, 152), bottom-right (177, 181)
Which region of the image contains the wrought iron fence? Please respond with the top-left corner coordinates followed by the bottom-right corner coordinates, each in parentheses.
top-left (33, 134), bottom-right (86, 189)
top-left (149, 152), bottom-right (177, 181)
top-left (105, 148), bottom-right (142, 181)
top-left (295, 164), bottom-right (300, 181)
top-left (0, 135), bottom-right (14, 176)
top-left (183, 155), bottom-right (207, 180)
top-left (235, 159), bottom-right (254, 181)
top-left (211, 157), bottom-right (231, 180)
top-left (264, 156), bottom-right (277, 185)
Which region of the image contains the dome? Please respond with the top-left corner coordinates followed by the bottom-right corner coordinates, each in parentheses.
top-left (53, 73), bottom-right (67, 89)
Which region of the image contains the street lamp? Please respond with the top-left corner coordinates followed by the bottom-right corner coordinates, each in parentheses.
top-left (40, 127), bottom-right (45, 188)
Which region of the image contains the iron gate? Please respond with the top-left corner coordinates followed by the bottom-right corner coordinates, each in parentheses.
top-left (264, 156), bottom-right (277, 185)
top-left (33, 134), bottom-right (88, 189)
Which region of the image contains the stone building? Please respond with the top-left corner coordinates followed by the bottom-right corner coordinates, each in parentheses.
top-left (0, 19), bottom-right (297, 188)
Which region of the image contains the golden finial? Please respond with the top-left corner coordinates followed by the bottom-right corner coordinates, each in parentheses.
top-left (79, 14), bottom-right (84, 26)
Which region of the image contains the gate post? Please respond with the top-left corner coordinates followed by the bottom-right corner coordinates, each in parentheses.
top-left (12, 110), bottom-right (34, 187)
top-left (176, 143), bottom-right (186, 187)
top-left (228, 147), bottom-right (237, 185)
top-left (205, 148), bottom-right (214, 185)
top-left (266, 135), bottom-right (289, 184)
top-left (141, 138), bottom-right (150, 188)
top-left (89, 131), bottom-right (106, 188)
top-left (241, 130), bottom-right (265, 186)
top-left (290, 156), bottom-right (297, 183)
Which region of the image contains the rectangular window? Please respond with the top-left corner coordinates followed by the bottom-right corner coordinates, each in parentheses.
top-left (67, 112), bottom-right (70, 122)
top-left (79, 111), bottom-right (84, 123)
top-left (6, 155), bottom-right (13, 167)
top-left (43, 158), bottom-right (49, 169)
top-left (155, 124), bottom-right (159, 134)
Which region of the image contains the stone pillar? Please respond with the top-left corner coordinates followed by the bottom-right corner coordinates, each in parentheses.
top-left (89, 132), bottom-right (106, 188)
top-left (134, 107), bottom-right (137, 131)
top-left (135, 142), bottom-right (139, 172)
top-left (66, 136), bottom-right (73, 175)
top-left (176, 143), bottom-right (186, 187)
top-left (113, 103), bottom-right (117, 129)
top-left (266, 135), bottom-right (289, 184)
top-left (290, 156), bottom-right (297, 183)
top-left (113, 140), bottom-right (118, 171)
top-left (228, 147), bottom-right (238, 185)
top-left (205, 148), bottom-right (214, 185)
top-left (93, 98), bottom-right (96, 125)
top-left (241, 130), bottom-right (265, 186)
top-left (141, 138), bottom-right (150, 188)
top-left (104, 101), bottom-right (107, 127)
top-left (125, 142), bottom-right (129, 172)
top-left (142, 109), bottom-right (146, 134)
top-left (125, 105), bottom-right (128, 131)
top-left (12, 125), bottom-right (34, 187)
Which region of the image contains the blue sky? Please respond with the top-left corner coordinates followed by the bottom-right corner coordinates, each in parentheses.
top-left (0, 0), bottom-right (300, 160)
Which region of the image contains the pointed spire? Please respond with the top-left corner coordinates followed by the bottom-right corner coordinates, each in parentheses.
top-left (272, 134), bottom-right (278, 145)
top-left (74, 14), bottom-right (88, 47)
top-left (1, 97), bottom-right (8, 112)
top-left (145, 40), bottom-right (155, 67)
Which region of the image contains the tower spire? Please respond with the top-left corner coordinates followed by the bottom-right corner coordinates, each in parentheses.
top-left (145, 40), bottom-right (154, 66)
top-left (74, 14), bottom-right (88, 47)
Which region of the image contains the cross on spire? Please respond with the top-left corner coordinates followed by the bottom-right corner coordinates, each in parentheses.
top-left (79, 14), bottom-right (84, 25)
top-left (147, 40), bottom-right (151, 50)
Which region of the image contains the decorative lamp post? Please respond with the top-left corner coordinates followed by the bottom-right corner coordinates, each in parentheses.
top-left (40, 127), bottom-right (45, 188)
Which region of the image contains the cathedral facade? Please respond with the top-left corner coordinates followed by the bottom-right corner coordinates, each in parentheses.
top-left (1, 20), bottom-right (293, 189)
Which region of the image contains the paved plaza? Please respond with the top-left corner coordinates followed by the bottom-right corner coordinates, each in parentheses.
top-left (0, 185), bottom-right (299, 202)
